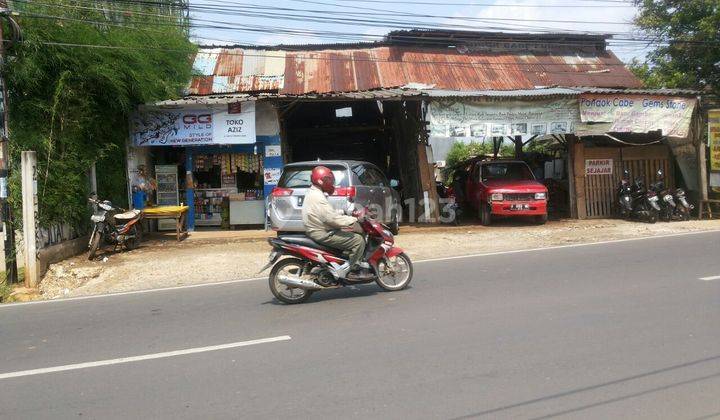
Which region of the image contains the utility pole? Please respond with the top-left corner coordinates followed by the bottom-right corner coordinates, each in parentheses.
top-left (0, 0), bottom-right (18, 283)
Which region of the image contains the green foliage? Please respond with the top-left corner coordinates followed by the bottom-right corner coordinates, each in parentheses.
top-left (445, 140), bottom-right (515, 171)
top-left (632, 0), bottom-right (720, 94)
top-left (3, 0), bottom-right (196, 228)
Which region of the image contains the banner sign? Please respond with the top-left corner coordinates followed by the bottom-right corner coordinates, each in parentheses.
top-left (709, 109), bottom-right (720, 172)
top-left (132, 102), bottom-right (256, 146)
top-left (427, 98), bottom-right (580, 142)
top-left (585, 159), bottom-right (613, 176)
top-left (579, 94), bottom-right (696, 138)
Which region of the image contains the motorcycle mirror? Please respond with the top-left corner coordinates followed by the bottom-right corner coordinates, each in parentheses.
top-left (623, 169), bottom-right (630, 177)
top-left (390, 179), bottom-right (400, 188)
top-left (656, 169), bottom-right (664, 178)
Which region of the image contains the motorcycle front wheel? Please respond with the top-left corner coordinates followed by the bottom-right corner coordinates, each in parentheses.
top-left (88, 232), bottom-right (101, 261)
top-left (376, 253), bottom-right (413, 291)
top-left (269, 258), bottom-right (314, 304)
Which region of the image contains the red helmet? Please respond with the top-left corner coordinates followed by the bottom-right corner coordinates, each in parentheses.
top-left (311, 166), bottom-right (335, 194)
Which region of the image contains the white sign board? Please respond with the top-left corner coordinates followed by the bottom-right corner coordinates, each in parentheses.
top-left (132, 102), bottom-right (256, 146)
top-left (579, 94), bottom-right (696, 138)
top-left (427, 98), bottom-right (580, 142)
top-left (585, 159), bottom-right (613, 176)
top-left (265, 145), bottom-right (281, 157)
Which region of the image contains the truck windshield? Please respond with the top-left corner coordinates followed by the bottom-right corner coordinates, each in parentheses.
top-left (481, 162), bottom-right (534, 181)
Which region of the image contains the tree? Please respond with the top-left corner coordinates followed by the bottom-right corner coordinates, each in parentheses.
top-left (632, 0), bottom-right (720, 94)
top-left (2, 0), bottom-right (196, 229)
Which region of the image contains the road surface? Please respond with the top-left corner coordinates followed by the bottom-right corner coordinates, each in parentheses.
top-left (1, 231), bottom-right (719, 419)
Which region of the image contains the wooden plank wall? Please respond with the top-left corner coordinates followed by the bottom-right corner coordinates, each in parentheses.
top-left (577, 145), bottom-right (672, 219)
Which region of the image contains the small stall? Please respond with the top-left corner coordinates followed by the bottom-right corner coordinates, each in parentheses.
top-left (128, 101), bottom-right (284, 230)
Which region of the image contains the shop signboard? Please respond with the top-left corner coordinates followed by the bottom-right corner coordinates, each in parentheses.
top-left (579, 94), bottom-right (696, 138)
top-left (427, 98), bottom-right (580, 142)
top-left (585, 159), bottom-right (613, 176)
top-left (132, 102), bottom-right (256, 146)
top-left (709, 109), bottom-right (720, 172)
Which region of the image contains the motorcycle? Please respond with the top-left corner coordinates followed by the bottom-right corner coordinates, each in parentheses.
top-left (88, 196), bottom-right (143, 260)
top-left (618, 172), bottom-right (659, 223)
top-left (648, 169), bottom-right (679, 222)
top-left (260, 207), bottom-right (413, 304)
top-left (673, 187), bottom-right (693, 220)
top-left (436, 181), bottom-right (462, 225)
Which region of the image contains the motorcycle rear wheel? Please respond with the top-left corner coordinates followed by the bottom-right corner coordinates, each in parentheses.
top-left (125, 225), bottom-right (142, 250)
top-left (376, 253), bottom-right (413, 291)
top-left (269, 258), bottom-right (314, 304)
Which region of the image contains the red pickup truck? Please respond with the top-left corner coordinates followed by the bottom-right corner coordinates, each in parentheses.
top-left (465, 160), bottom-right (548, 226)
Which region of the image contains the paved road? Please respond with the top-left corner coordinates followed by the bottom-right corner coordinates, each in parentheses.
top-left (1, 232), bottom-right (719, 419)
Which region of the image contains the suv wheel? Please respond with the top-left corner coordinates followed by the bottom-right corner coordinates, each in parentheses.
top-left (479, 203), bottom-right (492, 226)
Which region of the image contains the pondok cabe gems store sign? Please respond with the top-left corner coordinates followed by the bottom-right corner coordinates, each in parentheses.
top-left (132, 102), bottom-right (257, 146)
top-left (579, 94), bottom-right (696, 138)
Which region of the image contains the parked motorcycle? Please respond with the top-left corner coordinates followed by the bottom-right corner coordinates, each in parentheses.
top-left (673, 187), bottom-right (693, 220)
top-left (617, 171), bottom-right (659, 223)
top-left (260, 207), bottom-right (413, 304)
top-left (436, 181), bottom-right (462, 225)
top-left (88, 196), bottom-right (143, 260)
top-left (648, 169), bottom-right (678, 222)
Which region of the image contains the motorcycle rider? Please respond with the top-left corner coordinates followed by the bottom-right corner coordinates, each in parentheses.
top-left (302, 166), bottom-right (370, 279)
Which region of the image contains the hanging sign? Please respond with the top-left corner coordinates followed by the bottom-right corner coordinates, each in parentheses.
top-left (708, 109), bottom-right (720, 172)
top-left (132, 102), bottom-right (256, 146)
top-left (427, 98), bottom-right (580, 142)
top-left (585, 159), bottom-right (613, 176)
top-left (579, 94), bottom-right (696, 138)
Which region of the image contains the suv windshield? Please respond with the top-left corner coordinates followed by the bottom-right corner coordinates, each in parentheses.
top-left (481, 162), bottom-right (534, 181)
top-left (278, 165), bottom-right (349, 188)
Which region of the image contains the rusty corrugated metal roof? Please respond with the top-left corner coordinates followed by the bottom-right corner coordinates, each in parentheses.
top-left (188, 45), bottom-right (642, 96)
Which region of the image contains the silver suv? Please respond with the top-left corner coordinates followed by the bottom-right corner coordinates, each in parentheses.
top-left (268, 160), bottom-right (401, 234)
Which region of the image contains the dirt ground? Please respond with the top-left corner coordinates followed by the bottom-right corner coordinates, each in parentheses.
top-left (38, 218), bottom-right (720, 299)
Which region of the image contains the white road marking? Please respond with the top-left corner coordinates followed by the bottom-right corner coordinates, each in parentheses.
top-left (1, 229), bottom-right (718, 309)
top-left (0, 335), bottom-right (291, 380)
top-left (699, 275), bottom-right (720, 281)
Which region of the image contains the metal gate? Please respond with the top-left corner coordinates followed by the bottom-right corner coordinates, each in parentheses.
top-left (583, 146), bottom-right (673, 218)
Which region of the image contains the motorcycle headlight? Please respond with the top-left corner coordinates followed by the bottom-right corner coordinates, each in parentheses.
top-left (91, 214), bottom-right (105, 222)
top-left (663, 194), bottom-right (674, 203)
top-left (648, 195), bottom-right (659, 202)
top-left (490, 193), bottom-right (503, 201)
top-left (534, 192), bottom-right (546, 200)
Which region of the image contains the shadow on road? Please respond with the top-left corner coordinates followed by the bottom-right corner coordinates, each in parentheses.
top-left (451, 354), bottom-right (720, 419)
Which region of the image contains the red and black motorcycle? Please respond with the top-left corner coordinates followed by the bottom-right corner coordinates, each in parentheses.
top-left (260, 208), bottom-right (413, 304)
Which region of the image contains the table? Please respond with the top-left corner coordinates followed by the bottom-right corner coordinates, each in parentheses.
top-left (141, 206), bottom-right (189, 241)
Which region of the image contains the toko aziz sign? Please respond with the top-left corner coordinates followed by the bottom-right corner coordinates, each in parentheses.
top-left (132, 102), bottom-right (256, 146)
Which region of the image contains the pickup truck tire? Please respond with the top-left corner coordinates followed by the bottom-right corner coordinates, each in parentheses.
top-left (534, 214), bottom-right (548, 225)
top-left (479, 203), bottom-right (492, 226)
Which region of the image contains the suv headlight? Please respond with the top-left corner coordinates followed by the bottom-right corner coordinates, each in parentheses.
top-left (534, 192), bottom-right (547, 200)
top-left (490, 193), bottom-right (503, 201)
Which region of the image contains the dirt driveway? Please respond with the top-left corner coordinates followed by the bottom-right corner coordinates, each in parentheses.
top-left (39, 218), bottom-right (720, 299)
